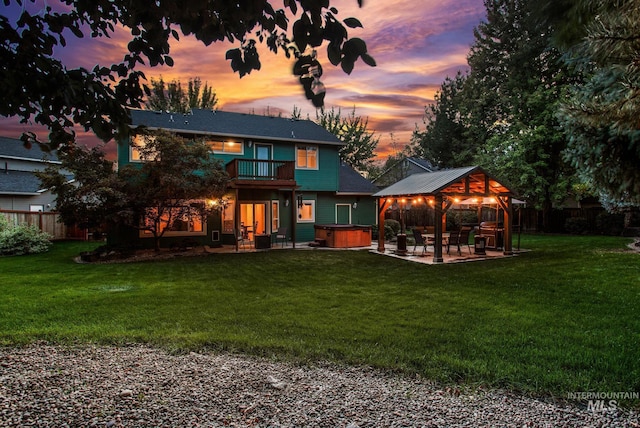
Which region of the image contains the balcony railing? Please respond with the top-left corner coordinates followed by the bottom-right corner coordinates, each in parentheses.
top-left (226, 159), bottom-right (295, 182)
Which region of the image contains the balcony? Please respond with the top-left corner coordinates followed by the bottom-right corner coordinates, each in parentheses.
top-left (225, 159), bottom-right (296, 188)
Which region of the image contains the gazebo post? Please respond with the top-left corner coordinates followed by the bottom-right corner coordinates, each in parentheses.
top-left (291, 189), bottom-right (297, 249)
top-left (377, 198), bottom-right (387, 252)
top-left (503, 196), bottom-right (513, 255)
top-left (433, 194), bottom-right (444, 263)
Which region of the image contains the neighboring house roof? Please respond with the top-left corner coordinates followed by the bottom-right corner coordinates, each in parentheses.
top-left (338, 162), bottom-right (378, 195)
top-left (130, 109), bottom-right (344, 146)
top-left (371, 156), bottom-right (435, 186)
top-left (0, 136), bottom-right (69, 197)
top-left (406, 157), bottom-right (435, 172)
top-left (0, 170), bottom-right (43, 195)
top-left (373, 166), bottom-right (512, 197)
top-left (0, 136), bottom-right (60, 163)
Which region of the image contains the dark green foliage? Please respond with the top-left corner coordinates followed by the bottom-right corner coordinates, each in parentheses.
top-left (384, 219), bottom-right (401, 237)
top-left (564, 217), bottom-right (588, 235)
top-left (37, 144), bottom-right (125, 230)
top-left (595, 212), bottom-right (625, 236)
top-left (534, 0), bottom-right (640, 208)
top-left (447, 210), bottom-right (478, 230)
top-left (412, 72), bottom-right (474, 168)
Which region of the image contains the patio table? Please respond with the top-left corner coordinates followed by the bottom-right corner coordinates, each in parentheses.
top-left (423, 232), bottom-right (450, 246)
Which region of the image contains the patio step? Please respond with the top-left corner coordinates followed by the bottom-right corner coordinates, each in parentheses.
top-left (309, 238), bottom-right (327, 247)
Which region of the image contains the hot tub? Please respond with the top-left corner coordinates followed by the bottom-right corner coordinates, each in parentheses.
top-left (313, 224), bottom-right (372, 248)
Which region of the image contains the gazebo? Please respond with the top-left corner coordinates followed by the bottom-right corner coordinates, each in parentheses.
top-left (373, 166), bottom-right (515, 263)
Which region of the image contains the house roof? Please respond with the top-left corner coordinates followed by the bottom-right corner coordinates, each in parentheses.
top-left (129, 109), bottom-right (344, 146)
top-left (371, 156), bottom-right (434, 185)
top-left (0, 170), bottom-right (43, 195)
top-left (338, 162), bottom-right (378, 195)
top-left (373, 166), bottom-right (512, 197)
top-left (406, 157), bottom-right (435, 172)
top-left (0, 136), bottom-right (59, 163)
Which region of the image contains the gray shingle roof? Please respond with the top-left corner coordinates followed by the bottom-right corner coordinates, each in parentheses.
top-left (407, 157), bottom-right (434, 172)
top-left (0, 136), bottom-right (59, 162)
top-left (338, 162), bottom-right (378, 195)
top-left (130, 109), bottom-right (344, 146)
top-left (0, 170), bottom-right (43, 194)
top-left (373, 166), bottom-right (481, 197)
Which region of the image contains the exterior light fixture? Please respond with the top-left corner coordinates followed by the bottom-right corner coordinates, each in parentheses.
top-left (297, 193), bottom-right (304, 208)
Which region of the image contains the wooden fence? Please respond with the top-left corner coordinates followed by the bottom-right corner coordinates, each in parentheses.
top-left (0, 210), bottom-right (86, 240)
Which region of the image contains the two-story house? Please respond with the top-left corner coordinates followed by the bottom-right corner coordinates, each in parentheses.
top-left (114, 109), bottom-right (378, 249)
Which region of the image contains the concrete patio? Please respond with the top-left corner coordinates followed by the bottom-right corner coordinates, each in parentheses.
top-left (202, 239), bottom-right (524, 265)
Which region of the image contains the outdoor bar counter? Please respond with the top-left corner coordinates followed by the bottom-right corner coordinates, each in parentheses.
top-left (313, 224), bottom-right (372, 248)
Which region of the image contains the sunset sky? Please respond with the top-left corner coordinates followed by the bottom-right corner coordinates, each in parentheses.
top-left (1, 0), bottom-right (486, 160)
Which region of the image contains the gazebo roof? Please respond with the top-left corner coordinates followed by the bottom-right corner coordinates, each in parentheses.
top-left (372, 166), bottom-right (512, 198)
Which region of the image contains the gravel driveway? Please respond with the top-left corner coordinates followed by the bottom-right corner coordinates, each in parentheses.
top-left (1, 344), bottom-right (637, 427)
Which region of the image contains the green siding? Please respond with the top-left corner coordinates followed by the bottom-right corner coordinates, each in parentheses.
top-left (316, 193), bottom-right (377, 226)
top-left (295, 146), bottom-right (340, 191)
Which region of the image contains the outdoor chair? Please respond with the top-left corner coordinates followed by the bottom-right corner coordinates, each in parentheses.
top-left (237, 229), bottom-right (248, 250)
top-left (412, 228), bottom-right (428, 255)
top-left (275, 226), bottom-right (287, 247)
top-left (447, 226), bottom-right (472, 256)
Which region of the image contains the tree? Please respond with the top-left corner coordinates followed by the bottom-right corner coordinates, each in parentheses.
top-left (38, 131), bottom-right (229, 251)
top-left (146, 77), bottom-right (218, 113)
top-left (466, 0), bottom-right (578, 229)
top-left (1, 1), bottom-right (375, 150)
top-left (315, 107), bottom-right (379, 172)
top-left (37, 145), bottom-right (127, 232)
top-left (413, 0), bottom-right (578, 230)
top-left (553, 0), bottom-right (640, 207)
top-left (411, 71), bottom-right (475, 168)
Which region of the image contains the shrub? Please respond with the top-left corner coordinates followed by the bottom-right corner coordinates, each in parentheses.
top-left (595, 212), bottom-right (625, 236)
top-left (384, 219), bottom-right (401, 236)
top-left (373, 220), bottom-right (399, 241)
top-left (0, 223), bottom-right (52, 256)
top-left (564, 217), bottom-right (588, 235)
top-left (0, 214), bottom-right (10, 232)
top-left (447, 210), bottom-right (478, 230)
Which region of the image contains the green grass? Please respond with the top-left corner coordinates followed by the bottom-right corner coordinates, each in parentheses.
top-left (1, 235), bottom-right (639, 405)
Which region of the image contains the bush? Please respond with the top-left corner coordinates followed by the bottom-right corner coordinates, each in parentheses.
top-left (596, 212), bottom-right (625, 236)
top-left (0, 214), bottom-right (10, 232)
top-left (384, 219), bottom-right (401, 237)
top-left (564, 217), bottom-right (588, 235)
top-left (372, 220), bottom-right (399, 241)
top-left (0, 222), bottom-right (52, 256)
top-left (447, 210), bottom-right (478, 230)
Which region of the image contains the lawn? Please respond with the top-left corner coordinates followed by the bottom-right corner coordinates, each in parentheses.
top-left (1, 234), bottom-right (638, 405)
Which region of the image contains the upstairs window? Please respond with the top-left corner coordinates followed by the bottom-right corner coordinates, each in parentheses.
top-left (207, 140), bottom-right (243, 154)
top-left (296, 145), bottom-right (318, 169)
